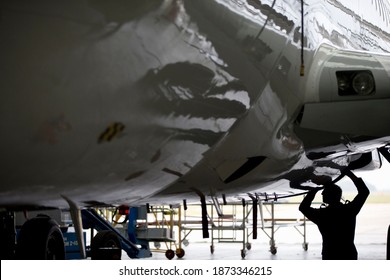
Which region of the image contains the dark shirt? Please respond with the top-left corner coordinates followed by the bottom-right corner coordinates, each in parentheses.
top-left (299, 178), bottom-right (369, 260)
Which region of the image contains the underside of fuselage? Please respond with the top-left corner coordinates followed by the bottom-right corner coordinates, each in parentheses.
top-left (0, 0), bottom-right (389, 214)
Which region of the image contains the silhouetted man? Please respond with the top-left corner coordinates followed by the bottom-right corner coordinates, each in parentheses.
top-left (299, 169), bottom-right (370, 260)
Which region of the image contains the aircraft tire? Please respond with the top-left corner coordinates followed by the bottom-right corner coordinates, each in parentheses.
top-left (91, 230), bottom-right (122, 260)
top-left (16, 215), bottom-right (65, 260)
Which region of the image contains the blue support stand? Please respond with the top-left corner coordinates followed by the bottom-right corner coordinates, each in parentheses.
top-left (127, 207), bottom-right (151, 255)
top-left (81, 209), bottom-right (151, 259)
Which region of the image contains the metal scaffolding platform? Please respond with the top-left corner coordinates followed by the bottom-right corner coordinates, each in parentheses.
top-left (137, 205), bottom-right (185, 259)
top-left (181, 199), bottom-right (310, 258)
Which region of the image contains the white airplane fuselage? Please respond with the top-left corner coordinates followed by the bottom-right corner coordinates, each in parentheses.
top-left (1, 0), bottom-right (390, 209)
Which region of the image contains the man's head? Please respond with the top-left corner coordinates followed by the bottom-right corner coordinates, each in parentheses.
top-left (322, 184), bottom-right (342, 205)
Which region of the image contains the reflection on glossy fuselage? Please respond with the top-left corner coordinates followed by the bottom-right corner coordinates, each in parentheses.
top-left (0, 0), bottom-right (389, 208)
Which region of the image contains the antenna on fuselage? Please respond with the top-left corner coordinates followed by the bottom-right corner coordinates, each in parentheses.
top-left (300, 0), bottom-right (305, 76)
